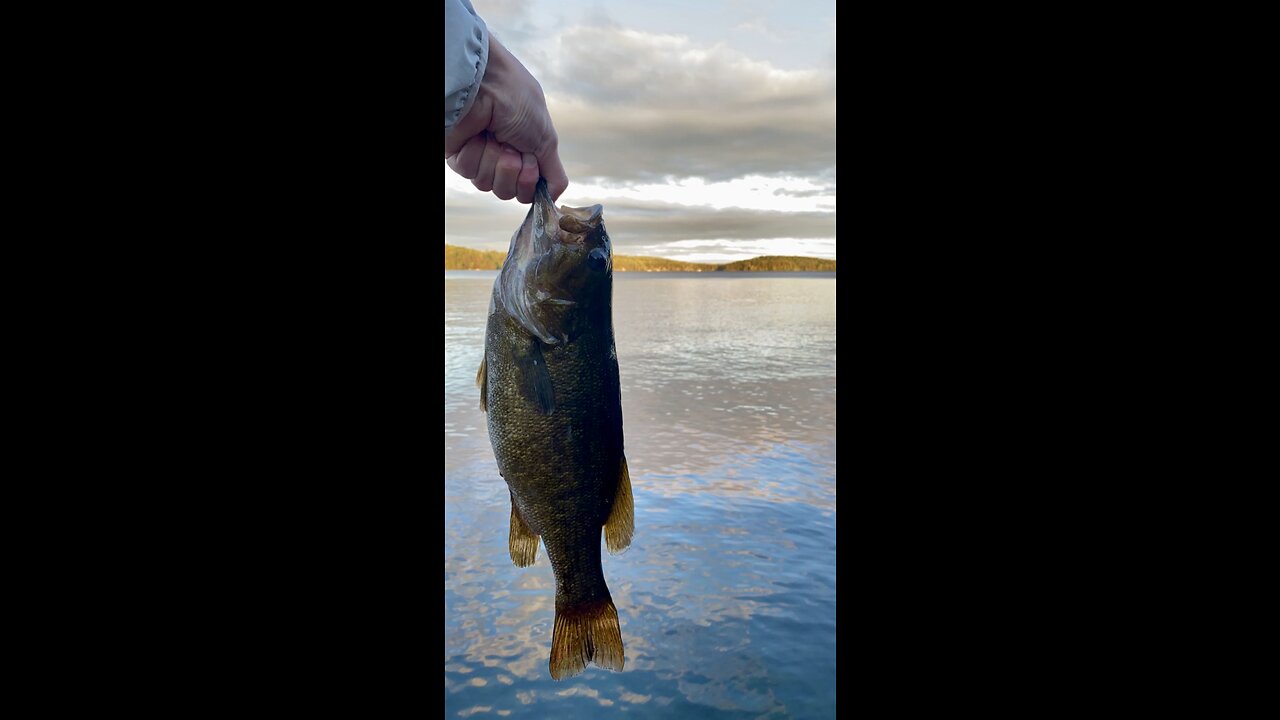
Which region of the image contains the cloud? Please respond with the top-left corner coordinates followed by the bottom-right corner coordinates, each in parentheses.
top-left (601, 200), bottom-right (834, 246)
top-left (470, 0), bottom-right (542, 64)
top-left (731, 18), bottom-right (786, 42)
top-left (637, 238), bottom-right (837, 263)
top-left (772, 187), bottom-right (830, 198)
top-left (444, 185), bottom-right (834, 258)
top-left (470, 0), bottom-right (529, 23)
top-left (446, 11), bottom-right (837, 261)
top-left (538, 26), bottom-right (835, 183)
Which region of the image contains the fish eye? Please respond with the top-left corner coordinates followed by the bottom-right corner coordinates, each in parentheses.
top-left (588, 247), bottom-right (608, 271)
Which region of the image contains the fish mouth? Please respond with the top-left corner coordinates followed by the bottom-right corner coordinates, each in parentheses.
top-left (531, 179), bottom-right (606, 251)
top-left (558, 204), bottom-right (604, 241)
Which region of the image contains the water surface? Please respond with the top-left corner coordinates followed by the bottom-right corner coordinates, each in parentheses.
top-left (445, 271), bottom-right (836, 719)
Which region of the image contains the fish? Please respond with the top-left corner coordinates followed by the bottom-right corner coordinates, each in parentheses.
top-left (476, 178), bottom-right (633, 680)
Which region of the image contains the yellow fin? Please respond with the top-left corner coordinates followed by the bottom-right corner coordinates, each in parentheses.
top-left (509, 496), bottom-right (539, 567)
top-left (604, 455), bottom-right (633, 555)
top-left (549, 599), bottom-right (624, 680)
top-left (476, 356), bottom-right (487, 413)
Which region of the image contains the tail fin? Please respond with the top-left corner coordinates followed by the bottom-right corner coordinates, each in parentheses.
top-left (549, 599), bottom-right (625, 680)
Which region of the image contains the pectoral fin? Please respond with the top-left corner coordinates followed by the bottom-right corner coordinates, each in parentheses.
top-left (604, 455), bottom-right (634, 554)
top-left (476, 356), bottom-right (488, 413)
top-left (509, 493), bottom-right (539, 567)
top-left (517, 341), bottom-right (555, 415)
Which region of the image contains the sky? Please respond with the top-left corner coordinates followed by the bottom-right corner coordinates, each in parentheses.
top-left (445, 0), bottom-right (836, 263)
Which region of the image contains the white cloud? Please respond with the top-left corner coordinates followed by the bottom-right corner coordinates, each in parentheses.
top-left (641, 238), bottom-right (836, 263)
top-left (565, 175), bottom-right (833, 213)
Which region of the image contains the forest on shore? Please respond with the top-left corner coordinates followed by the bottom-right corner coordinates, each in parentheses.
top-left (445, 244), bottom-right (836, 272)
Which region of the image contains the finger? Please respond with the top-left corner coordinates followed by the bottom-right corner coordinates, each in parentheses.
top-left (470, 133), bottom-right (503, 193)
top-left (449, 134), bottom-right (487, 179)
top-left (516, 153), bottom-right (540, 204)
top-left (537, 144), bottom-right (570, 202)
top-left (491, 144), bottom-right (522, 201)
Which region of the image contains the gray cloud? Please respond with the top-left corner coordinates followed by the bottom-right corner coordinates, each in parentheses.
top-left (601, 200), bottom-right (834, 247)
top-left (471, 0), bottom-right (530, 23)
top-left (538, 26), bottom-right (835, 183)
top-left (772, 187), bottom-right (831, 198)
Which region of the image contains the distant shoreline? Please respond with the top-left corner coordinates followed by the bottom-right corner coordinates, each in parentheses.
top-left (444, 244), bottom-right (836, 272)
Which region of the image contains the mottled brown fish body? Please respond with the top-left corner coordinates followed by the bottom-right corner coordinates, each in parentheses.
top-left (477, 179), bottom-right (633, 680)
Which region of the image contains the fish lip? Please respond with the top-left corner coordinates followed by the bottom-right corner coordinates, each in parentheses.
top-left (531, 179), bottom-right (559, 254)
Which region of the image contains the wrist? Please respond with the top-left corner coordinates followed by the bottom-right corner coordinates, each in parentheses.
top-left (480, 35), bottom-right (513, 92)
top-left (477, 35), bottom-right (540, 115)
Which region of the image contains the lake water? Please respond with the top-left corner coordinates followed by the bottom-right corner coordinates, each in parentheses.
top-left (445, 271), bottom-right (837, 719)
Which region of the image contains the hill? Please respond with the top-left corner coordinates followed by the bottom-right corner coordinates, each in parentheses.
top-left (444, 245), bottom-right (507, 270)
top-left (715, 256), bottom-right (837, 272)
top-left (612, 255), bottom-right (714, 272)
top-left (444, 244), bottom-right (835, 272)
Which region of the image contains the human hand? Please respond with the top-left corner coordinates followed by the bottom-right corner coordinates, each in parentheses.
top-left (445, 35), bottom-right (569, 204)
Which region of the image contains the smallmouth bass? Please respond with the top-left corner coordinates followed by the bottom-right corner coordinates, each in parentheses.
top-left (477, 179), bottom-right (633, 680)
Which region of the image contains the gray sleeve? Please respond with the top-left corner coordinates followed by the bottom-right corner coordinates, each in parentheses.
top-left (445, 0), bottom-right (489, 132)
